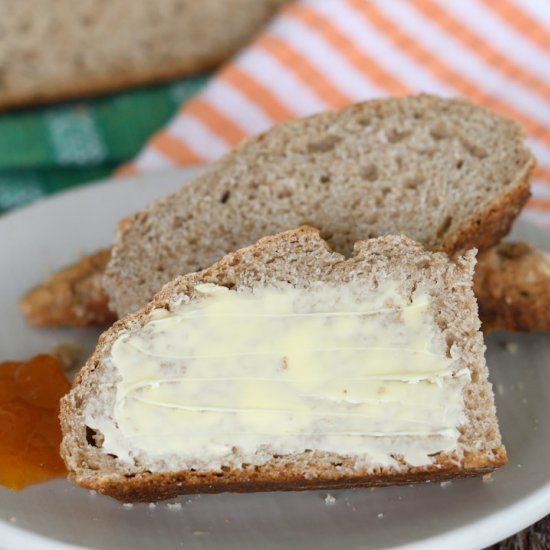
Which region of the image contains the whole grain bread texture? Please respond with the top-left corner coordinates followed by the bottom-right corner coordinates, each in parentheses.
top-left (0, 0), bottom-right (287, 109)
top-left (61, 226), bottom-right (507, 502)
top-left (474, 242), bottom-right (550, 332)
top-left (104, 95), bottom-right (534, 317)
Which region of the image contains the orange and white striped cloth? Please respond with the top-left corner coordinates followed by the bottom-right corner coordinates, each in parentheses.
top-left (122, 0), bottom-right (550, 228)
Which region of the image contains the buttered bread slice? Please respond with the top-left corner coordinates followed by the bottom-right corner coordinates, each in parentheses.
top-left (61, 227), bottom-right (506, 502)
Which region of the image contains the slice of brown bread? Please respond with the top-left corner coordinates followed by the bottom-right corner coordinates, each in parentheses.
top-left (0, 0), bottom-right (287, 109)
top-left (61, 227), bottom-right (506, 503)
top-left (104, 95), bottom-right (535, 317)
top-left (474, 242), bottom-right (550, 333)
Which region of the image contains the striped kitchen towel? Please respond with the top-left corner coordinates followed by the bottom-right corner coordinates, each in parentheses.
top-left (123, 0), bottom-right (550, 228)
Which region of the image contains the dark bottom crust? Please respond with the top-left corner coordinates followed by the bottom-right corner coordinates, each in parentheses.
top-left (73, 449), bottom-right (507, 503)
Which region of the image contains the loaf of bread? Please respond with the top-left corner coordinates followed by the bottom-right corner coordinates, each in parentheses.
top-left (61, 227), bottom-right (506, 502)
top-left (104, 95), bottom-right (534, 317)
top-left (0, 0), bottom-right (286, 108)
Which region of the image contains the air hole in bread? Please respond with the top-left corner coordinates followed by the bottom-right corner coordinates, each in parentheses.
top-left (361, 164), bottom-right (378, 181)
top-left (80, 14), bottom-right (93, 26)
top-left (456, 159), bottom-right (464, 170)
top-left (375, 187), bottom-right (391, 206)
top-left (357, 116), bottom-right (371, 126)
top-left (124, 473), bottom-right (136, 479)
top-left (307, 135), bottom-right (342, 153)
top-left (320, 174), bottom-right (331, 184)
top-left (415, 259), bottom-right (430, 269)
top-left (429, 195), bottom-right (440, 208)
top-left (86, 426), bottom-right (104, 448)
top-left (405, 175), bottom-right (424, 190)
top-left (277, 188), bottom-right (293, 199)
top-left (172, 216), bottom-right (185, 229)
top-left (437, 216), bottom-right (453, 238)
top-left (462, 140), bottom-right (488, 159)
top-left (430, 126), bottom-right (450, 140)
top-left (387, 128), bottom-right (411, 143)
top-left (220, 190), bottom-right (231, 204)
top-left (445, 334), bottom-right (455, 352)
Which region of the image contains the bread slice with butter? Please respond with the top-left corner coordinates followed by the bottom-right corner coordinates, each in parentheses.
top-left (61, 226), bottom-right (506, 502)
top-left (104, 94), bottom-right (534, 318)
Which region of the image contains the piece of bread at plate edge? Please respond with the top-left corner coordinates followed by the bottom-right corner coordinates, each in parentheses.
top-left (474, 242), bottom-right (550, 332)
top-left (19, 249), bottom-right (116, 327)
top-left (60, 227), bottom-right (506, 503)
top-left (104, 94), bottom-right (535, 318)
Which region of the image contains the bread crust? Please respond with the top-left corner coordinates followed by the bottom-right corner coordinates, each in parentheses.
top-left (71, 450), bottom-right (506, 503)
top-left (60, 227), bottom-right (506, 502)
top-left (439, 168), bottom-right (533, 255)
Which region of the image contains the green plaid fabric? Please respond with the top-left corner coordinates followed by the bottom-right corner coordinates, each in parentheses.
top-left (0, 73), bottom-right (209, 213)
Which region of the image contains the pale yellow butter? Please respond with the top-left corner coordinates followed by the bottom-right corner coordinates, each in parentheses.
top-left (89, 281), bottom-right (469, 470)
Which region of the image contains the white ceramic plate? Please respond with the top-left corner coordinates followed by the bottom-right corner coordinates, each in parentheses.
top-left (0, 168), bottom-right (549, 550)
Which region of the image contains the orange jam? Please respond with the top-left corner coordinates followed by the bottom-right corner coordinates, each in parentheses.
top-left (0, 355), bottom-right (70, 490)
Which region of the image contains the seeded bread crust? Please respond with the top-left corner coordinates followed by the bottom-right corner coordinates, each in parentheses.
top-left (104, 95), bottom-right (534, 317)
top-left (0, 0), bottom-right (286, 109)
top-left (474, 242), bottom-right (550, 332)
top-left (61, 227), bottom-right (506, 502)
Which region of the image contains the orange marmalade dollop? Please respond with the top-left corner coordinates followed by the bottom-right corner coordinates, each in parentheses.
top-left (0, 355), bottom-right (70, 490)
